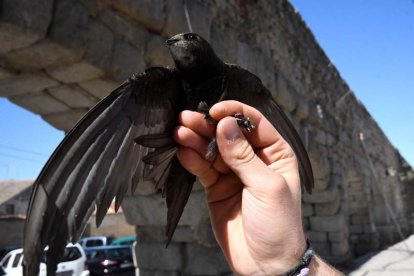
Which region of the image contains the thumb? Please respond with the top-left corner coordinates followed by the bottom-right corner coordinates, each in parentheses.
top-left (216, 117), bottom-right (281, 191)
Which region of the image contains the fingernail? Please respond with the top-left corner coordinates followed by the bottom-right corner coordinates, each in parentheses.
top-left (223, 118), bottom-right (242, 142)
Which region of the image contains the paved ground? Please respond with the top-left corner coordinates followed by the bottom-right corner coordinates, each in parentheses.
top-left (347, 235), bottom-right (414, 276)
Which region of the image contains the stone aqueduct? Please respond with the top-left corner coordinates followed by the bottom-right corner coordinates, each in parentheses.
top-left (0, 0), bottom-right (412, 274)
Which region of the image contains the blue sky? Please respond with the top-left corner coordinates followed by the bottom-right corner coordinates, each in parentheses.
top-left (0, 99), bottom-right (63, 179)
top-left (290, 0), bottom-right (414, 166)
top-left (0, 0), bottom-right (413, 179)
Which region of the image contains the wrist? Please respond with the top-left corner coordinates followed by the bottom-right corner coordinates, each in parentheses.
top-left (254, 236), bottom-right (308, 275)
top-left (281, 240), bottom-right (313, 276)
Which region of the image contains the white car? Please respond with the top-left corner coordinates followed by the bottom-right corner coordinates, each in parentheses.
top-left (0, 243), bottom-right (89, 276)
top-left (0, 248), bottom-right (23, 276)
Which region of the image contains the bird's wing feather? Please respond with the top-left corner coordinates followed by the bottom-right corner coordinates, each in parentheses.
top-left (23, 67), bottom-right (188, 276)
top-left (225, 65), bottom-right (314, 193)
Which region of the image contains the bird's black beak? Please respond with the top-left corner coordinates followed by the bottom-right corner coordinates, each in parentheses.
top-left (166, 38), bottom-right (179, 46)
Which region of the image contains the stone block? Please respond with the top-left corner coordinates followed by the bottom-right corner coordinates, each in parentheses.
top-left (136, 226), bottom-right (167, 242)
top-left (105, 0), bottom-right (166, 32)
top-left (4, 41), bottom-right (81, 70)
top-left (314, 128), bottom-right (327, 146)
top-left (0, 22), bottom-right (40, 54)
top-left (348, 200), bottom-right (368, 215)
top-left (185, 1), bottom-right (213, 41)
top-left (184, 244), bottom-right (231, 275)
top-left (145, 34), bottom-right (174, 67)
top-left (47, 62), bottom-right (104, 83)
top-left (328, 229), bottom-right (348, 242)
top-left (310, 213), bottom-right (346, 232)
top-left (178, 190), bottom-right (208, 226)
top-left (314, 178), bottom-right (329, 191)
top-left (306, 231), bottom-right (327, 242)
top-left (111, 40), bottom-right (147, 81)
top-left (236, 42), bottom-right (259, 76)
top-left (350, 214), bottom-right (369, 225)
top-left (210, 25), bottom-right (238, 63)
top-left (363, 224), bottom-right (376, 234)
top-left (122, 194), bottom-right (167, 226)
top-left (47, 0), bottom-right (90, 50)
top-left (122, 190), bottom-right (208, 227)
top-left (311, 241), bottom-right (330, 256)
top-left (326, 132), bottom-right (336, 146)
top-left (162, 0), bottom-right (190, 37)
top-left (237, 42), bottom-right (276, 95)
top-left (134, 180), bottom-right (158, 196)
top-left (9, 91), bottom-right (69, 115)
top-left (314, 193), bottom-right (340, 216)
top-left (194, 218), bottom-right (217, 247)
top-left (295, 95), bottom-right (310, 121)
top-left (324, 250), bottom-right (352, 265)
top-left (358, 233), bottom-right (375, 243)
top-left (331, 238), bottom-right (349, 257)
top-left (42, 109), bottom-right (88, 131)
top-left (172, 225), bottom-right (196, 243)
top-left (2, 0), bottom-right (53, 37)
top-left (79, 0), bottom-right (102, 15)
top-left (349, 225), bottom-right (363, 234)
top-left (0, 68), bottom-right (14, 80)
top-left (135, 241), bottom-right (182, 271)
top-left (307, 143), bottom-right (330, 180)
top-left (84, 21), bottom-right (115, 70)
top-left (355, 243), bottom-right (377, 256)
top-left (48, 84), bottom-right (98, 108)
top-left (303, 181), bottom-right (338, 204)
top-left (136, 225), bottom-right (194, 243)
top-left (273, 72), bottom-right (297, 112)
top-left (303, 217), bottom-right (310, 230)
top-left (0, 74), bottom-right (58, 97)
top-left (350, 234), bottom-right (359, 243)
top-left (302, 203), bottom-right (314, 217)
top-left (99, 10), bottom-right (148, 53)
top-left (78, 78), bottom-right (119, 99)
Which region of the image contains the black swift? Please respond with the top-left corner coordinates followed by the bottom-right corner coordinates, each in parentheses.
top-left (23, 33), bottom-right (314, 275)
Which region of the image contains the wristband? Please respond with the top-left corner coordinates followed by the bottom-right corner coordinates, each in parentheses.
top-left (282, 240), bottom-right (314, 276)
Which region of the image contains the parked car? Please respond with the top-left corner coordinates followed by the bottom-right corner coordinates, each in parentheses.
top-left (110, 236), bottom-right (136, 246)
top-left (0, 266), bottom-right (6, 276)
top-left (79, 236), bottom-right (115, 249)
top-left (84, 245), bottom-right (134, 275)
top-left (40, 243), bottom-right (89, 276)
top-left (0, 245), bottom-right (21, 261)
top-left (0, 244), bottom-right (89, 276)
top-left (0, 248), bottom-right (23, 276)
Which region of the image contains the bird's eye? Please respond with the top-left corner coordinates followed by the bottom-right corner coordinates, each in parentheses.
top-left (185, 33), bottom-right (197, 40)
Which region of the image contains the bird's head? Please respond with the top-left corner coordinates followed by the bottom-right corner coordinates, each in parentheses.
top-left (166, 33), bottom-right (223, 74)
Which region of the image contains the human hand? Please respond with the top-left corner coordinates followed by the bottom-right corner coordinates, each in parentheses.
top-left (174, 100), bottom-right (307, 275)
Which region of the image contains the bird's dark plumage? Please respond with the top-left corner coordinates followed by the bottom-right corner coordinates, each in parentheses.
top-left (23, 32), bottom-right (313, 275)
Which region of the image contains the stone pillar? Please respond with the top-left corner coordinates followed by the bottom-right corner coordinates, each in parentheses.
top-left (122, 181), bottom-right (232, 275)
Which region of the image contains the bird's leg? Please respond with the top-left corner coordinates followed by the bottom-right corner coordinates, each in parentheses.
top-left (197, 102), bottom-right (255, 163)
top-left (205, 137), bottom-right (218, 161)
top-left (197, 102), bottom-right (218, 163)
top-left (197, 101), bottom-right (217, 124)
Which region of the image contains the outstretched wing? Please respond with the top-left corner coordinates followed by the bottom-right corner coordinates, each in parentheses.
top-left (225, 65), bottom-right (314, 193)
top-left (23, 67), bottom-right (187, 275)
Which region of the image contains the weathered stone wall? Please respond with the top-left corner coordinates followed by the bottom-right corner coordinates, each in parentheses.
top-left (0, 216), bottom-right (25, 248)
top-left (1, 0), bottom-right (412, 274)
